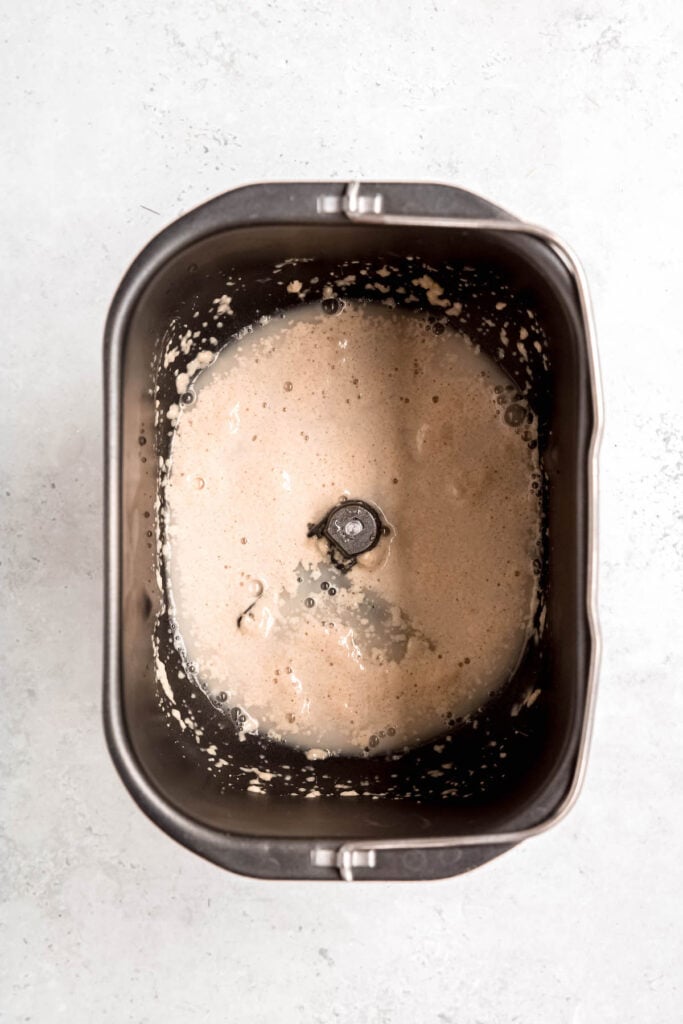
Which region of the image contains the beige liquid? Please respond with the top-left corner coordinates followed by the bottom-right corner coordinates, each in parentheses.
top-left (165, 303), bottom-right (540, 756)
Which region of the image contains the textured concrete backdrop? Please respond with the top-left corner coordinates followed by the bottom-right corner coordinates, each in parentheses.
top-left (1, 2), bottom-right (682, 1021)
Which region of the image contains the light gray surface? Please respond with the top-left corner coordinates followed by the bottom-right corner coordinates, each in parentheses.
top-left (2, 2), bottom-right (682, 1021)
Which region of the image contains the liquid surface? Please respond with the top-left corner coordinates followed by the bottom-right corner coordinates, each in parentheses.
top-left (165, 303), bottom-right (540, 756)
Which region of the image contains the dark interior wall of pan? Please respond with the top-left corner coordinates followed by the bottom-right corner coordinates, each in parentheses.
top-left (114, 216), bottom-right (591, 842)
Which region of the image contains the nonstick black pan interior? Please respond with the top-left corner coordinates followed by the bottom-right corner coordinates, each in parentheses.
top-left (117, 219), bottom-right (592, 842)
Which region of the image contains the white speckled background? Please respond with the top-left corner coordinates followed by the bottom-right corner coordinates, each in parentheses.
top-left (2, 2), bottom-right (682, 1021)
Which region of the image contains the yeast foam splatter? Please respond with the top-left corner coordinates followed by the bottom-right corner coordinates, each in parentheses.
top-left (164, 302), bottom-right (541, 757)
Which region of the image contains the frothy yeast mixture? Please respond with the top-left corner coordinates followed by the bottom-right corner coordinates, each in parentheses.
top-left (165, 303), bottom-right (541, 757)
